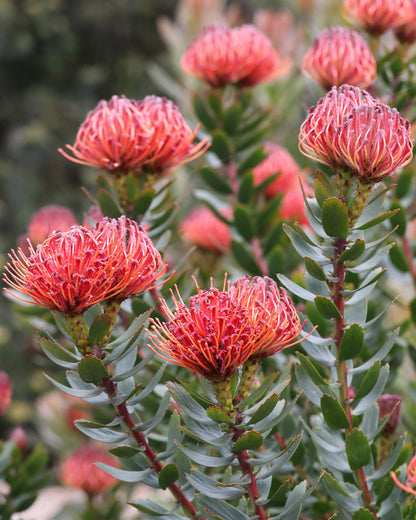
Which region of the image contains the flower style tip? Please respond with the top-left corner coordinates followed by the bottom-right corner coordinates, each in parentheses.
top-left (59, 94), bottom-right (209, 176)
top-left (301, 27), bottom-right (376, 90)
top-left (343, 0), bottom-right (414, 34)
top-left (391, 454), bottom-right (416, 496)
top-left (181, 24), bottom-right (291, 88)
top-left (180, 206), bottom-right (232, 253)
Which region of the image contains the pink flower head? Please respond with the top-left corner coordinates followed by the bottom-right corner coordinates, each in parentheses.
top-left (60, 444), bottom-right (118, 495)
top-left (26, 205), bottom-right (78, 246)
top-left (299, 85), bottom-right (413, 182)
top-left (343, 0), bottom-right (414, 35)
top-left (395, 1), bottom-right (416, 43)
top-left (391, 453), bottom-right (416, 496)
top-left (59, 95), bottom-right (209, 175)
top-left (181, 24), bottom-right (291, 87)
top-left (230, 276), bottom-right (303, 360)
top-left (301, 27), bottom-right (376, 90)
top-left (378, 394), bottom-right (402, 434)
top-left (180, 206), bottom-right (232, 253)
top-left (279, 177), bottom-right (314, 227)
top-left (252, 143), bottom-right (303, 199)
top-left (0, 371), bottom-right (12, 416)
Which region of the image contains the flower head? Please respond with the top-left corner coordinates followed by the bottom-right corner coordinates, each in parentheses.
top-left (301, 27), bottom-right (376, 90)
top-left (391, 453), bottom-right (416, 496)
top-left (378, 394), bottom-right (402, 434)
top-left (180, 206), bottom-right (232, 253)
top-left (343, 0), bottom-right (414, 34)
top-left (0, 371), bottom-right (12, 416)
top-left (60, 444), bottom-right (118, 495)
top-left (279, 177), bottom-right (314, 227)
top-left (59, 95), bottom-right (209, 175)
top-left (395, 1), bottom-right (416, 43)
top-left (181, 24), bottom-right (291, 87)
top-left (252, 143), bottom-right (303, 199)
top-left (26, 205), bottom-right (78, 245)
top-left (299, 85), bottom-right (413, 182)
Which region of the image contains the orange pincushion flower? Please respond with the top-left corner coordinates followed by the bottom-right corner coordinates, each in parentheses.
top-left (299, 85), bottom-right (413, 182)
top-left (252, 143), bottom-right (303, 199)
top-left (180, 206), bottom-right (232, 253)
top-left (230, 276), bottom-right (303, 360)
top-left (59, 95), bottom-right (209, 175)
top-left (343, 0), bottom-right (414, 35)
top-left (181, 24), bottom-right (291, 88)
top-left (391, 453), bottom-right (416, 496)
top-left (60, 444), bottom-right (118, 495)
top-left (301, 27), bottom-right (376, 90)
top-left (94, 216), bottom-right (167, 301)
top-left (27, 205), bottom-right (78, 245)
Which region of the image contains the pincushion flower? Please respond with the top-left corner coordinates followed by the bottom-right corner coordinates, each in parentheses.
top-left (252, 143), bottom-right (303, 199)
top-left (395, 1), bottom-right (416, 43)
top-left (301, 27), bottom-right (376, 90)
top-left (343, 0), bottom-right (414, 34)
top-left (0, 371), bottom-right (12, 416)
top-left (60, 444), bottom-right (118, 495)
top-left (391, 453), bottom-right (416, 496)
top-left (378, 394), bottom-right (402, 434)
top-left (279, 178), bottom-right (314, 228)
top-left (26, 205), bottom-right (78, 245)
top-left (181, 24), bottom-right (291, 87)
top-left (180, 206), bottom-right (232, 253)
top-left (299, 85), bottom-right (413, 183)
top-left (59, 95), bottom-right (209, 175)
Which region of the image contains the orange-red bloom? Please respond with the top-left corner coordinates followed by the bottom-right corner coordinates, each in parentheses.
top-left (26, 205), bottom-right (78, 245)
top-left (4, 217), bottom-right (166, 315)
top-left (148, 276), bottom-right (303, 380)
top-left (181, 24), bottom-right (291, 87)
top-left (252, 143), bottom-right (303, 199)
top-left (299, 85), bottom-right (413, 182)
top-left (395, 1), bottom-right (416, 43)
top-left (59, 95), bottom-right (209, 175)
top-left (301, 27), bottom-right (376, 90)
top-left (180, 206), bottom-right (232, 253)
top-left (391, 453), bottom-right (416, 496)
top-left (0, 371), bottom-right (12, 416)
top-left (60, 444), bottom-right (118, 495)
top-left (343, 0), bottom-right (414, 35)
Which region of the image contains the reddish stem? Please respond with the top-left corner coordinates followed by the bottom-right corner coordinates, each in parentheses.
top-left (236, 449), bottom-right (267, 520)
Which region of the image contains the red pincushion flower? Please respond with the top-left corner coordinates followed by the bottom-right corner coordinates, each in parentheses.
top-left (395, 1), bottom-right (416, 43)
top-left (60, 444), bottom-right (118, 495)
top-left (181, 24), bottom-right (291, 88)
top-left (230, 276), bottom-right (303, 360)
top-left (299, 85), bottom-right (413, 182)
top-left (252, 143), bottom-right (303, 199)
top-left (180, 206), bottom-right (232, 253)
top-left (301, 27), bottom-right (376, 90)
top-left (343, 0), bottom-right (414, 34)
top-left (27, 205), bottom-right (78, 245)
top-left (59, 95), bottom-right (209, 175)
top-left (94, 216), bottom-right (167, 301)
top-left (0, 371), bottom-right (12, 416)
top-left (391, 453), bottom-right (416, 496)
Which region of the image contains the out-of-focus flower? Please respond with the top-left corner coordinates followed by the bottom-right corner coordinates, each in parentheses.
top-left (59, 95), bottom-right (209, 176)
top-left (391, 453), bottom-right (416, 496)
top-left (279, 177), bottom-right (314, 227)
top-left (0, 371), bottom-right (12, 416)
top-left (94, 216), bottom-right (167, 302)
top-left (9, 426), bottom-right (27, 451)
top-left (26, 205), bottom-right (78, 246)
top-left (231, 276), bottom-right (303, 360)
top-left (299, 85), bottom-right (413, 183)
top-left (252, 143), bottom-right (303, 199)
top-left (60, 444), bottom-right (118, 495)
top-left (4, 217), bottom-right (165, 315)
top-left (395, 1), bottom-right (416, 43)
top-left (181, 24), bottom-right (291, 87)
top-left (301, 27), bottom-right (376, 90)
top-left (378, 394), bottom-right (402, 434)
top-left (83, 205), bottom-right (104, 229)
top-left (254, 9), bottom-right (303, 58)
top-left (180, 206), bottom-right (232, 253)
top-left (343, 0), bottom-right (414, 35)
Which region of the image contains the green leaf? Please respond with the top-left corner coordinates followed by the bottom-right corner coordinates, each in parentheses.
top-left (410, 298), bottom-right (416, 324)
top-left (199, 166), bottom-right (233, 194)
top-left (187, 470), bottom-right (245, 500)
top-left (193, 95), bottom-right (216, 131)
top-left (39, 338), bottom-right (79, 369)
top-left (352, 508), bottom-right (377, 520)
top-left (354, 360), bottom-right (381, 401)
top-left (238, 171), bottom-right (254, 203)
top-left (346, 429), bottom-right (371, 470)
top-left (211, 129), bottom-right (232, 163)
top-left (389, 242), bottom-right (409, 272)
top-left (296, 353), bottom-right (329, 387)
top-left (322, 471), bottom-right (350, 496)
top-left (158, 463), bottom-right (179, 490)
top-left (176, 442), bottom-right (234, 467)
top-left (88, 314), bottom-right (113, 345)
top-left (321, 197), bottom-right (349, 238)
top-left (353, 365), bottom-right (389, 416)
top-left (396, 169), bottom-right (413, 198)
top-left (268, 245), bottom-right (286, 276)
top-left (78, 356), bottom-right (108, 384)
top-left (338, 239), bottom-right (365, 262)
top-left (389, 202), bottom-right (406, 236)
top-left (278, 274), bottom-right (316, 302)
top-left (237, 146), bottom-right (266, 175)
top-left (167, 382), bottom-right (212, 423)
top-left (356, 209), bottom-right (399, 230)
top-left (196, 495), bottom-right (250, 520)
top-left (257, 195), bottom-right (283, 229)
top-left (232, 431), bottom-right (263, 453)
top-left (109, 446), bottom-right (142, 458)
top-left (248, 394), bottom-right (280, 424)
top-left (314, 179), bottom-right (328, 206)
top-left (222, 103), bottom-right (242, 135)
top-left (132, 188), bottom-right (156, 217)
top-left (321, 394), bottom-right (350, 430)
top-left (234, 205), bottom-right (255, 241)
top-left (25, 445), bottom-right (48, 474)
top-left (231, 240), bottom-right (262, 274)
top-left (97, 188), bottom-right (122, 218)
top-left (338, 323), bottom-right (364, 361)
top-left (206, 406), bottom-right (233, 423)
top-left (305, 256), bottom-right (327, 281)
top-left (314, 296), bottom-right (342, 319)
top-left (96, 462), bottom-right (151, 483)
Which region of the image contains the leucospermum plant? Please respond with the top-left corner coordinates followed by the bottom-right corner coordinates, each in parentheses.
top-left (4, 3), bottom-right (416, 520)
